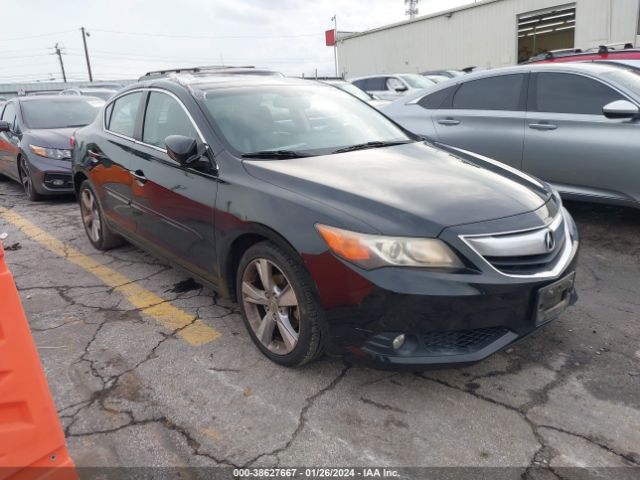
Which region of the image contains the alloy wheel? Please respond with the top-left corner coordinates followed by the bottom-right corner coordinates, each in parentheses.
top-left (80, 188), bottom-right (101, 243)
top-left (20, 158), bottom-right (33, 197)
top-left (241, 258), bottom-right (300, 355)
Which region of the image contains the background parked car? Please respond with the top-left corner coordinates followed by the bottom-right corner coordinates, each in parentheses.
top-left (383, 63), bottom-right (640, 209)
top-left (60, 87), bottom-right (118, 101)
top-left (0, 95), bottom-right (104, 200)
top-left (421, 70), bottom-right (465, 79)
top-left (351, 74), bottom-right (437, 101)
top-left (319, 78), bottom-right (390, 108)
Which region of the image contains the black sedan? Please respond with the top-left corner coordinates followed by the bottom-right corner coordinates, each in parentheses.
top-left (71, 74), bottom-right (579, 369)
top-left (0, 95), bottom-right (104, 200)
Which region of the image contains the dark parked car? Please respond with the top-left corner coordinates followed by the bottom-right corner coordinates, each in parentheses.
top-left (71, 73), bottom-right (579, 368)
top-left (0, 95), bottom-right (104, 200)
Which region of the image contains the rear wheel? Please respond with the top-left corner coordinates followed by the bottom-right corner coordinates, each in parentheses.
top-left (19, 157), bottom-right (42, 201)
top-left (78, 180), bottom-right (123, 250)
top-left (237, 241), bottom-right (324, 367)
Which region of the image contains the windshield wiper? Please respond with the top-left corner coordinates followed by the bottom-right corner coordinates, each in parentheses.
top-left (332, 140), bottom-right (412, 154)
top-left (241, 150), bottom-right (309, 159)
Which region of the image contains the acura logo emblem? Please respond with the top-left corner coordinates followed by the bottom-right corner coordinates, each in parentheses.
top-left (544, 230), bottom-right (555, 252)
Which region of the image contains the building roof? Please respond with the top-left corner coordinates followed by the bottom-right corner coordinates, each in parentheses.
top-left (340, 0), bottom-right (503, 42)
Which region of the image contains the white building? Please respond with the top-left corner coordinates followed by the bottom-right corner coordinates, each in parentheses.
top-left (337, 0), bottom-right (640, 78)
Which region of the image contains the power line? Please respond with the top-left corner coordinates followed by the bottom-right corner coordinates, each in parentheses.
top-left (90, 28), bottom-right (322, 39)
top-left (0, 29), bottom-right (76, 42)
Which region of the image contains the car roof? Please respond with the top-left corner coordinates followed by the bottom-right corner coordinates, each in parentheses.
top-left (457, 61), bottom-right (633, 81)
top-left (16, 94), bottom-right (105, 102)
top-left (120, 73), bottom-right (323, 95)
top-left (350, 73), bottom-right (421, 80)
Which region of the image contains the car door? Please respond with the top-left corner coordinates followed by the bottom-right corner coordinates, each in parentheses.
top-left (433, 73), bottom-right (528, 169)
top-left (523, 72), bottom-right (638, 202)
top-left (95, 91), bottom-right (144, 232)
top-left (130, 89), bottom-right (218, 282)
top-left (0, 102), bottom-right (21, 180)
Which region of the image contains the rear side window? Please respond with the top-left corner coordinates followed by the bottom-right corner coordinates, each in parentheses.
top-left (453, 74), bottom-right (525, 111)
top-left (418, 86), bottom-right (456, 110)
top-left (142, 92), bottom-right (198, 148)
top-left (352, 79), bottom-right (368, 91)
top-left (107, 92), bottom-right (143, 138)
top-left (533, 73), bottom-right (624, 115)
top-left (366, 77), bottom-right (388, 91)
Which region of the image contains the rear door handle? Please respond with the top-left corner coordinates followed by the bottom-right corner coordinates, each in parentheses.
top-left (438, 119), bottom-right (461, 126)
top-left (529, 123), bottom-right (558, 131)
top-left (131, 169), bottom-right (147, 184)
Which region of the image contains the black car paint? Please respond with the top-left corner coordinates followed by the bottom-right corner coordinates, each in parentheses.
top-left (72, 77), bottom-right (579, 368)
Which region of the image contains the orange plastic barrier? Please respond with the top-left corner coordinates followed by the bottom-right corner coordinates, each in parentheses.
top-left (0, 242), bottom-right (77, 480)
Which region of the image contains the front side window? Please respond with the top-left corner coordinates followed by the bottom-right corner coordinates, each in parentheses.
top-left (534, 73), bottom-right (624, 115)
top-left (1, 103), bottom-right (16, 129)
top-left (201, 85), bottom-right (412, 156)
top-left (107, 92), bottom-right (143, 137)
top-left (21, 98), bottom-right (104, 129)
top-left (386, 77), bottom-right (405, 91)
top-left (453, 74), bottom-right (525, 111)
top-left (367, 77), bottom-right (387, 91)
top-left (142, 92), bottom-right (198, 148)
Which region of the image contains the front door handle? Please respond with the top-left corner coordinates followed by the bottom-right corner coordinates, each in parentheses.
top-left (529, 123), bottom-right (558, 131)
top-left (131, 169), bottom-right (147, 185)
top-left (438, 118), bottom-right (461, 126)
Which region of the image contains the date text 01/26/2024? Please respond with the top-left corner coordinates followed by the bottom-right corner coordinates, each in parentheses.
top-left (233, 468), bottom-right (401, 478)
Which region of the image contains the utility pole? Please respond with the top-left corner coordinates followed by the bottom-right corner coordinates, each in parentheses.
top-left (54, 43), bottom-right (67, 83)
top-left (405, 0), bottom-right (420, 18)
top-left (331, 14), bottom-right (338, 77)
top-left (81, 27), bottom-right (93, 82)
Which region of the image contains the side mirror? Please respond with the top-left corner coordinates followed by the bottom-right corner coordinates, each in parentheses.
top-left (0, 121), bottom-right (10, 133)
top-left (165, 135), bottom-right (207, 166)
top-left (603, 100), bottom-right (639, 119)
top-left (395, 86), bottom-right (409, 93)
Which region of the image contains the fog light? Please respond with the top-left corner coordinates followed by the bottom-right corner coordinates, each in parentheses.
top-left (52, 179), bottom-right (64, 186)
top-left (392, 334), bottom-right (406, 351)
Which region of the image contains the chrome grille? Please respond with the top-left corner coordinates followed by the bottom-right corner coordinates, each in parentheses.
top-left (462, 212), bottom-right (569, 276)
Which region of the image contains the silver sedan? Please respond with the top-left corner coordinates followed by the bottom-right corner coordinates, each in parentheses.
top-left (383, 63), bottom-right (640, 208)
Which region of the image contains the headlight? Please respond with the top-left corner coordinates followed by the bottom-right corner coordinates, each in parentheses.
top-left (316, 224), bottom-right (464, 270)
top-left (29, 144), bottom-right (72, 160)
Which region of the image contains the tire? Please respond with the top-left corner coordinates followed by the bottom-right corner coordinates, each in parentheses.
top-left (78, 180), bottom-right (124, 250)
top-left (236, 241), bottom-right (324, 367)
top-left (19, 157), bottom-right (43, 201)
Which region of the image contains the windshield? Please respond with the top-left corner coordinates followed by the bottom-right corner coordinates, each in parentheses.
top-left (601, 68), bottom-right (640, 97)
top-left (201, 85), bottom-right (412, 156)
top-left (398, 74), bottom-right (436, 89)
top-left (21, 98), bottom-right (104, 129)
top-left (81, 90), bottom-right (117, 100)
top-left (332, 82), bottom-right (372, 101)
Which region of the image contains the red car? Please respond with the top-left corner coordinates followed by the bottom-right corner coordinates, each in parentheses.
top-left (526, 44), bottom-right (640, 65)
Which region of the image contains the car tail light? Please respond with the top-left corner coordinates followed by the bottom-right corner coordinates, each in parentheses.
top-left (69, 136), bottom-right (75, 149)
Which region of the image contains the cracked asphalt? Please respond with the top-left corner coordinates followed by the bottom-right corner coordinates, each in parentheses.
top-left (0, 176), bottom-right (639, 475)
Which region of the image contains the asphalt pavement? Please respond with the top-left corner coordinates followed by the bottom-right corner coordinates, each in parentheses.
top-left (0, 176), bottom-right (638, 476)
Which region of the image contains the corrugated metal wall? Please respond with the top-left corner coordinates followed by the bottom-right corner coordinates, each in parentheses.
top-left (337, 0), bottom-right (640, 78)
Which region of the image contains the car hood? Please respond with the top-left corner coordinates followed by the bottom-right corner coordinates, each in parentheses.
top-left (243, 142), bottom-right (552, 237)
top-left (25, 127), bottom-right (77, 150)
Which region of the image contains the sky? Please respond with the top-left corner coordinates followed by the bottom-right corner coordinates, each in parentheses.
top-left (0, 0), bottom-right (474, 83)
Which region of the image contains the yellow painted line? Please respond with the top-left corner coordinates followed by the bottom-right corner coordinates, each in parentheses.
top-left (0, 206), bottom-right (220, 346)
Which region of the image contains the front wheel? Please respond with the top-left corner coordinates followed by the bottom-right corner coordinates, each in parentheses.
top-left (78, 180), bottom-right (124, 250)
top-left (19, 157), bottom-right (42, 201)
top-left (237, 241), bottom-right (324, 367)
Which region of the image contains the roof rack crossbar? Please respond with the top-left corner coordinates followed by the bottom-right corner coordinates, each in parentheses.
top-left (142, 65), bottom-right (256, 77)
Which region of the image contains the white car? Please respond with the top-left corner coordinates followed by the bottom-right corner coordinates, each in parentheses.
top-left (350, 74), bottom-right (437, 101)
top-left (319, 79), bottom-right (390, 109)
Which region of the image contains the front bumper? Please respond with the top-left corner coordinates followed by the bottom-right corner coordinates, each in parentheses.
top-left (27, 155), bottom-right (74, 195)
top-left (313, 205), bottom-right (580, 369)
